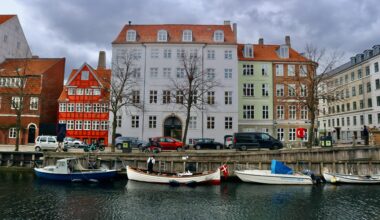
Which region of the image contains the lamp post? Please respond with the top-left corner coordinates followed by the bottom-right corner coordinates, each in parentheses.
top-left (323, 119), bottom-right (327, 147)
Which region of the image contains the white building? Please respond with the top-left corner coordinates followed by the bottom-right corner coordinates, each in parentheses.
top-left (111, 21), bottom-right (238, 143)
top-left (0, 15), bottom-right (32, 63)
top-left (318, 45), bottom-right (380, 143)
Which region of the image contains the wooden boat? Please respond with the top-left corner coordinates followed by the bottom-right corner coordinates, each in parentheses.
top-left (126, 166), bottom-right (221, 185)
top-left (235, 170), bottom-right (313, 185)
top-left (323, 172), bottom-right (380, 184)
top-left (34, 158), bottom-right (117, 182)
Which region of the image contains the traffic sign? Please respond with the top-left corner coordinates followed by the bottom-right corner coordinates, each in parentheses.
top-left (296, 128), bottom-right (306, 138)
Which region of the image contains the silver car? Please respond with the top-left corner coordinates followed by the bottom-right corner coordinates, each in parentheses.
top-left (64, 137), bottom-right (86, 148)
top-left (35, 136), bottom-right (59, 151)
top-left (115, 137), bottom-right (147, 150)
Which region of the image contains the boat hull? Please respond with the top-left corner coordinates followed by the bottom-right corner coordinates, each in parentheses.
top-left (323, 173), bottom-right (380, 184)
top-left (126, 166), bottom-right (220, 185)
top-left (34, 168), bottom-right (117, 182)
top-left (235, 170), bottom-right (313, 185)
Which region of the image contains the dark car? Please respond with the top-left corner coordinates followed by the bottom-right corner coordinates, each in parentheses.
top-left (193, 138), bottom-right (224, 150)
top-left (233, 132), bottom-right (283, 151)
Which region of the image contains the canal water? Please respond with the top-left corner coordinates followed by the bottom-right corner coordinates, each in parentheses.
top-left (1, 170), bottom-right (380, 220)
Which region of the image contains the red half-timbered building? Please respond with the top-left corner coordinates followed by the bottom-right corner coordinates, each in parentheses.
top-left (58, 58), bottom-right (110, 145)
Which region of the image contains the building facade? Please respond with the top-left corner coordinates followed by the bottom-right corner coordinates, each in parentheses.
top-left (58, 55), bottom-right (111, 145)
top-left (111, 22), bottom-right (238, 143)
top-left (0, 15), bottom-right (32, 63)
top-left (318, 45), bottom-right (380, 144)
top-left (0, 58), bottom-right (65, 144)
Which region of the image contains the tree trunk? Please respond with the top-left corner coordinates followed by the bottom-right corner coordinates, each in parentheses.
top-left (308, 113), bottom-right (316, 148)
top-left (14, 113), bottom-right (21, 152)
top-left (182, 103), bottom-right (192, 146)
top-left (111, 111), bottom-right (117, 153)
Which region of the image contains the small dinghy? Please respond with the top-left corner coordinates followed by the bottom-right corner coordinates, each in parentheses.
top-left (323, 172), bottom-right (380, 184)
top-left (126, 166), bottom-right (220, 185)
top-left (235, 160), bottom-right (313, 185)
top-left (34, 158), bottom-right (117, 182)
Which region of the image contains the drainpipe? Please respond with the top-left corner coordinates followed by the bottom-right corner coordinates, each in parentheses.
top-left (142, 44), bottom-right (147, 140)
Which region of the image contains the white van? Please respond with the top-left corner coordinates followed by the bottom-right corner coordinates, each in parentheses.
top-left (35, 136), bottom-right (59, 151)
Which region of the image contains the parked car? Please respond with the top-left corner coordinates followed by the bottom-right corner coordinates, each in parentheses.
top-left (193, 138), bottom-right (224, 150)
top-left (115, 137), bottom-right (147, 150)
top-left (233, 132), bottom-right (283, 151)
top-left (149, 137), bottom-right (183, 151)
top-left (35, 136), bottom-right (59, 151)
top-left (63, 137), bottom-right (86, 148)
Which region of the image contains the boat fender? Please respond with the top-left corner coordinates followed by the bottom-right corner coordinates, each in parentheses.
top-left (331, 176), bottom-right (337, 183)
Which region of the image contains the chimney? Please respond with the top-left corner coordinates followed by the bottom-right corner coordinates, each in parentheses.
top-left (258, 38), bottom-right (264, 45)
top-left (98, 51), bottom-right (106, 70)
top-left (128, 21), bottom-right (132, 25)
top-left (232, 23), bottom-right (237, 42)
top-left (285, 35), bottom-right (291, 47)
top-left (224, 20), bottom-right (231, 25)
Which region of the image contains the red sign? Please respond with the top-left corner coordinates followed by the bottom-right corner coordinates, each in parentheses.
top-left (296, 128), bottom-right (306, 138)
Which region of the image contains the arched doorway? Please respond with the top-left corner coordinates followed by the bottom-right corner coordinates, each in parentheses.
top-left (163, 115), bottom-right (182, 140)
top-left (28, 124), bottom-right (36, 143)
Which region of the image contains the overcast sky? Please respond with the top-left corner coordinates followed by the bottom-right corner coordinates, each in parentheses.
top-left (1, 0), bottom-right (380, 77)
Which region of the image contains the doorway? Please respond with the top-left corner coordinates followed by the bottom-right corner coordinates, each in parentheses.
top-left (28, 124), bottom-right (36, 143)
top-left (163, 116), bottom-right (182, 140)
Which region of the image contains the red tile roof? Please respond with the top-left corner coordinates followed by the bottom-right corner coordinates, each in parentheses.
top-left (0, 58), bottom-right (65, 76)
top-left (237, 44), bottom-right (310, 62)
top-left (0, 15), bottom-right (15, 25)
top-left (113, 24), bottom-right (236, 44)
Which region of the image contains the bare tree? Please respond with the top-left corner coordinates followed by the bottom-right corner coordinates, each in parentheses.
top-left (108, 51), bottom-right (141, 152)
top-left (169, 51), bottom-right (220, 145)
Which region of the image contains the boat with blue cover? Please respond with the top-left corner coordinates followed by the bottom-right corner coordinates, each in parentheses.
top-left (34, 158), bottom-right (117, 182)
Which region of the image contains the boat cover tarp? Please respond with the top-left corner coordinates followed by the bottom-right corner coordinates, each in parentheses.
top-left (271, 160), bottom-right (293, 174)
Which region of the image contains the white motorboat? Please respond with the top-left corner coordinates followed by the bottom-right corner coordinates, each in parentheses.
top-left (126, 166), bottom-right (221, 185)
top-left (235, 169), bottom-right (313, 185)
top-left (323, 172), bottom-right (380, 184)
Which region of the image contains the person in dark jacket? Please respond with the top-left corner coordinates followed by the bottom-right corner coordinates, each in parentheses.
top-left (147, 156), bottom-right (155, 173)
top-left (363, 125), bottom-right (369, 145)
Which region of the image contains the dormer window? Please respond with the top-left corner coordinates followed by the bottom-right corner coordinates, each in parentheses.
top-left (81, 71), bottom-right (89, 80)
top-left (182, 30), bottom-right (192, 42)
top-left (279, 45), bottom-right (289, 58)
top-left (127, 30), bottom-right (136, 42)
top-left (214, 30), bottom-right (224, 42)
top-left (157, 30), bottom-right (168, 42)
top-left (243, 44), bottom-right (253, 58)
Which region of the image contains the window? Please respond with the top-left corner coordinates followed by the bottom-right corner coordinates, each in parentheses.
top-left (100, 103), bottom-right (108, 112)
top-left (207, 68), bottom-right (215, 79)
top-left (353, 116), bottom-right (357, 126)
top-left (117, 116), bottom-right (122, 128)
top-left (84, 103), bottom-right (91, 112)
top-left (163, 68), bottom-right (171, 78)
top-left (279, 45), bottom-right (289, 58)
top-left (277, 105), bottom-right (284, 119)
top-left (4, 35), bottom-right (8, 43)
top-left (288, 84), bottom-right (296, 97)
top-left (243, 105), bottom-right (254, 119)
top-left (132, 68), bottom-right (141, 78)
top-left (207, 116), bottom-right (215, 129)
top-left (127, 30), bottom-right (136, 42)
top-left (262, 84), bottom-right (269, 96)
top-left (359, 84), bottom-right (363, 95)
top-left (59, 103), bottom-right (66, 112)
top-left (261, 64), bottom-right (268, 76)
top-left (189, 116), bottom-right (197, 129)
top-left (81, 71), bottom-right (89, 80)
top-left (176, 68), bottom-right (185, 78)
top-left (76, 88), bottom-right (83, 95)
top-left (300, 65), bottom-right (308, 76)
top-left (67, 103), bottom-right (74, 112)
top-left (288, 65), bottom-right (295, 76)
top-left (224, 50), bottom-right (232, 60)
top-left (368, 98), bottom-right (373, 108)
top-left (157, 30), bottom-right (167, 42)
top-left (92, 121), bottom-right (100, 130)
top-left (276, 84), bottom-right (284, 97)
top-left (375, 62), bottom-right (379, 73)
top-left (84, 121), bottom-right (91, 130)
top-left (225, 91), bottom-right (232, 105)
top-left (300, 84), bottom-right (307, 97)
top-left (367, 82), bottom-right (372, 93)
top-left (289, 105), bottom-right (296, 119)
top-left (163, 90), bottom-right (171, 104)
top-left (353, 101), bottom-right (357, 110)
top-left (360, 115), bottom-right (364, 125)
top-left (376, 79), bottom-right (380, 90)
top-left (366, 66), bottom-right (370, 76)
top-left (358, 69), bottom-right (362, 79)
top-left (174, 91), bottom-right (182, 104)
top-left (289, 128), bottom-right (296, 141)
top-left (347, 117), bottom-right (350, 126)
top-left (75, 121), bottom-right (82, 130)
top-left (182, 30), bottom-right (192, 42)
top-left (277, 128), bottom-right (284, 141)
top-left (9, 128), bottom-right (16, 138)
top-left (75, 103), bottom-right (83, 112)
top-left (351, 72), bottom-right (355, 81)
top-left (163, 49), bottom-right (171, 59)
top-left (93, 103), bottom-right (101, 112)
top-left (243, 84), bottom-right (254, 96)
top-left (151, 48), bottom-right (159, 58)
top-left (149, 116), bottom-right (157, 128)
top-left (93, 89), bottom-right (101, 95)
top-left (28, 97), bottom-right (38, 110)
top-left (377, 96), bottom-right (380, 106)
top-left (368, 114), bottom-right (373, 124)
top-left (225, 117), bottom-right (232, 129)
top-left (85, 89), bottom-right (93, 95)
top-left (207, 91), bottom-right (215, 105)
top-left (150, 68), bottom-right (158, 78)
top-left (378, 113), bottom-right (380, 124)
top-left (301, 106), bottom-right (308, 120)
top-left (11, 97), bottom-right (20, 110)
top-left (345, 74), bottom-right (349, 83)
top-left (243, 44), bottom-right (253, 58)
top-left (243, 64), bottom-right (254, 75)
top-left (276, 64), bottom-right (284, 76)
top-left (67, 120), bottom-right (74, 130)
top-left (347, 103), bottom-right (351, 111)
top-left (132, 115), bottom-right (139, 128)
top-left (352, 86), bottom-right (356, 96)
top-left (262, 105), bottom-right (269, 119)
top-left (214, 30), bottom-right (224, 42)
top-left (177, 48), bottom-right (185, 59)
top-left (149, 90), bottom-right (157, 104)
top-left (224, 68), bottom-right (232, 79)
top-left (207, 50), bottom-right (215, 60)
top-left (101, 121), bottom-right (108, 130)
top-left (132, 90), bottom-right (140, 104)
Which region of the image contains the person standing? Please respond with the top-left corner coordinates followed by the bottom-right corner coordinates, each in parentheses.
top-left (147, 156), bottom-right (155, 173)
top-left (363, 125), bottom-right (369, 146)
